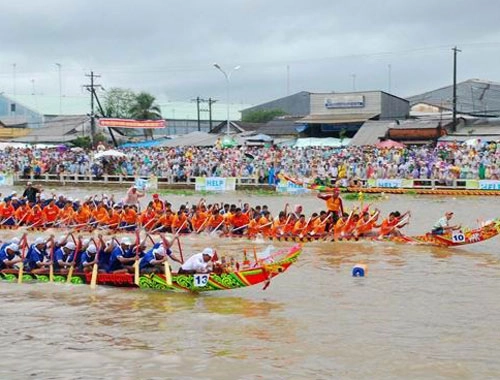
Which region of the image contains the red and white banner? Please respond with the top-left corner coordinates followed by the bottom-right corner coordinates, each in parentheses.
top-left (98, 118), bottom-right (166, 129)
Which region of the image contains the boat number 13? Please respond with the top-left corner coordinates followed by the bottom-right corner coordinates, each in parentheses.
top-left (452, 231), bottom-right (465, 243)
top-left (193, 274), bottom-right (210, 287)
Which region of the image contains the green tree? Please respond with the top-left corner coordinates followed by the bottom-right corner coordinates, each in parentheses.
top-left (102, 88), bottom-right (137, 118)
top-left (72, 136), bottom-right (92, 149)
top-left (129, 92), bottom-right (163, 140)
top-left (339, 128), bottom-right (347, 144)
top-left (242, 109), bottom-right (286, 123)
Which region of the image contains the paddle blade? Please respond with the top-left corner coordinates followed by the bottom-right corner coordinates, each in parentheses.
top-left (90, 263), bottom-right (98, 289)
top-left (164, 261), bottom-right (172, 286)
top-left (134, 260), bottom-right (140, 286)
top-left (66, 266), bottom-right (74, 284)
top-left (49, 264), bottom-right (54, 283)
top-left (17, 263), bottom-right (24, 284)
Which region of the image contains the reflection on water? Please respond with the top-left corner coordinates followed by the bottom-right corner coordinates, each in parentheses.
top-left (1, 193), bottom-right (500, 378)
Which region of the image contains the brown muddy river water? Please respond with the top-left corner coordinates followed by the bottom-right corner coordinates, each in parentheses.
top-left (0, 187), bottom-right (499, 379)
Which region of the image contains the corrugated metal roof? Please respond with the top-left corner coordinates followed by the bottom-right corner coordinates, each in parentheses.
top-left (0, 116), bottom-right (29, 126)
top-left (299, 113), bottom-right (379, 124)
top-left (257, 119), bottom-right (301, 136)
top-left (389, 119), bottom-right (441, 130)
top-left (10, 116), bottom-right (90, 143)
top-left (349, 120), bottom-right (393, 146)
top-left (407, 79), bottom-right (500, 117)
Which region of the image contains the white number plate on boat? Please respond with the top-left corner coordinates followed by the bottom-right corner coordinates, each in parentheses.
top-left (193, 274), bottom-right (210, 287)
top-left (452, 231), bottom-right (465, 243)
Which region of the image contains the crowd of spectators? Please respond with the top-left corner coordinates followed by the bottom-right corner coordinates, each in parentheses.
top-left (1, 139), bottom-right (499, 186)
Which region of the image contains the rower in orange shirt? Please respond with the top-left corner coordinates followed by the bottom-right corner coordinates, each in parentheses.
top-left (353, 210), bottom-right (379, 238)
top-left (15, 202), bottom-right (32, 226)
top-left (229, 208), bottom-right (250, 235)
top-left (92, 203), bottom-right (109, 226)
top-left (156, 209), bottom-right (174, 233)
top-left (378, 211), bottom-right (410, 238)
top-left (74, 202), bottom-right (91, 226)
top-left (270, 212), bottom-right (288, 237)
top-left (246, 212), bottom-right (261, 237)
top-left (120, 205), bottom-right (137, 231)
top-left (283, 213), bottom-right (296, 237)
top-left (29, 202), bottom-right (44, 227)
top-left (309, 211), bottom-right (329, 238)
top-left (341, 213), bottom-right (360, 239)
top-left (292, 214), bottom-right (310, 237)
top-left (105, 207), bottom-right (121, 230)
top-left (257, 211), bottom-right (273, 237)
top-left (41, 199), bottom-right (60, 226)
top-left (333, 213), bottom-right (349, 240)
top-left (59, 202), bottom-right (76, 227)
top-left (206, 209), bottom-right (225, 233)
top-left (190, 208), bottom-right (208, 233)
top-left (172, 208), bottom-right (190, 234)
top-left (0, 198), bottom-right (16, 226)
top-left (140, 203), bottom-right (158, 230)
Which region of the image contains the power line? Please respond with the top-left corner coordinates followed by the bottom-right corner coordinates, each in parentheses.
top-left (3, 41), bottom-right (500, 78)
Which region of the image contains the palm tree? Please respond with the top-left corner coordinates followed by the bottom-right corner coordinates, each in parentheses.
top-left (129, 92), bottom-right (162, 140)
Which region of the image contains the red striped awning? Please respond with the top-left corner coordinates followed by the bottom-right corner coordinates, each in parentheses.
top-left (98, 118), bottom-right (166, 129)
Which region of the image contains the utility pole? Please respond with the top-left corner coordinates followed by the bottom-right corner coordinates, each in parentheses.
top-left (191, 96), bottom-right (202, 132)
top-left (196, 96), bottom-right (201, 132)
top-left (208, 98), bottom-right (217, 132)
top-left (452, 46), bottom-right (461, 132)
top-left (83, 71), bottom-right (102, 147)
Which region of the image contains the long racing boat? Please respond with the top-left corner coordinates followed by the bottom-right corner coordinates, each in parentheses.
top-left (0, 244), bottom-right (302, 293)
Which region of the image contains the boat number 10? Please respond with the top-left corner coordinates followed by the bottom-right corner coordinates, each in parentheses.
top-left (193, 274), bottom-right (210, 287)
top-left (452, 231), bottom-right (465, 243)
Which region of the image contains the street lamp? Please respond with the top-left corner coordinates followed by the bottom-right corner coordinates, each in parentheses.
top-left (213, 63), bottom-right (240, 135)
top-left (55, 63), bottom-right (62, 114)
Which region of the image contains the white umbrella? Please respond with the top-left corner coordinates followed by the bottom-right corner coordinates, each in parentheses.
top-left (94, 149), bottom-right (127, 159)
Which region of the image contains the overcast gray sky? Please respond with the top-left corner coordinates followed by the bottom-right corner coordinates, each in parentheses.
top-left (1, 0), bottom-right (500, 106)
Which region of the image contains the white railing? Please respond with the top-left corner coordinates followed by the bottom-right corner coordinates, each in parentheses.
top-left (14, 173), bottom-right (262, 188)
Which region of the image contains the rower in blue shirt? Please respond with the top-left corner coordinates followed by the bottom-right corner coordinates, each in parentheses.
top-left (79, 244), bottom-right (97, 273)
top-left (107, 237), bottom-right (135, 273)
top-left (0, 237), bottom-right (21, 253)
top-left (139, 246), bottom-right (169, 273)
top-left (139, 234), bottom-right (183, 273)
top-left (0, 243), bottom-right (22, 271)
top-left (53, 241), bottom-right (76, 274)
top-left (25, 237), bottom-right (51, 274)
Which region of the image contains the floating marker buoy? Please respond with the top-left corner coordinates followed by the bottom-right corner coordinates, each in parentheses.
top-left (352, 264), bottom-right (367, 277)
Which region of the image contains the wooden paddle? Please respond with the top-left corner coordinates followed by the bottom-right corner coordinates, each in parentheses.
top-left (90, 238), bottom-right (101, 290)
top-left (176, 235), bottom-right (184, 264)
top-left (48, 236), bottom-right (55, 283)
top-left (164, 261), bottom-right (172, 286)
top-left (145, 232), bottom-right (173, 285)
top-left (17, 234), bottom-right (29, 284)
top-left (134, 229), bottom-right (140, 285)
top-left (66, 235), bottom-right (81, 284)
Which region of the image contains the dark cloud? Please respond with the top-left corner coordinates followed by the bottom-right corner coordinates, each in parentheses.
top-left (1, 0), bottom-right (500, 105)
